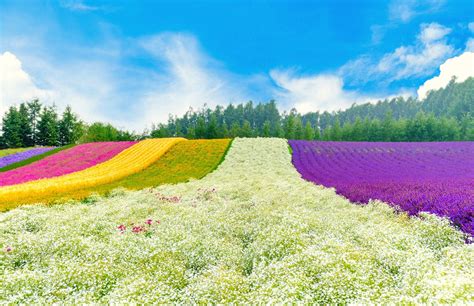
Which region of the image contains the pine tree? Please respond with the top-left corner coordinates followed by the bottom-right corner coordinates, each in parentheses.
top-left (37, 106), bottom-right (59, 146)
top-left (27, 99), bottom-right (42, 145)
top-left (19, 103), bottom-right (33, 146)
top-left (59, 105), bottom-right (82, 145)
top-left (2, 106), bottom-right (23, 148)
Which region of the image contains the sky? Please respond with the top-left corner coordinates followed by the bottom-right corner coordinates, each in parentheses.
top-left (1, 0), bottom-right (473, 131)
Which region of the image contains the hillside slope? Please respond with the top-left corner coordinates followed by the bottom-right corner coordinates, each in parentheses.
top-left (1, 138), bottom-right (472, 303)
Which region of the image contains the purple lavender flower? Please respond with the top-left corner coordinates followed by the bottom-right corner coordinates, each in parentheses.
top-left (289, 140), bottom-right (474, 237)
top-left (0, 147), bottom-right (55, 168)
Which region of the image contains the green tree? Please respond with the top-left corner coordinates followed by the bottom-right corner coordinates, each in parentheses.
top-left (59, 105), bottom-right (83, 145)
top-left (330, 118), bottom-right (342, 141)
top-left (241, 120), bottom-right (252, 137)
top-left (262, 120), bottom-right (271, 137)
top-left (1, 106), bottom-right (23, 148)
top-left (18, 103), bottom-right (33, 146)
top-left (27, 99), bottom-right (42, 145)
top-left (230, 122), bottom-right (241, 138)
top-left (304, 121), bottom-right (315, 140)
top-left (37, 105), bottom-right (59, 146)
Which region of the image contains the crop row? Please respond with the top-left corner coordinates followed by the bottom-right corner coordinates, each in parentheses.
top-left (0, 138), bottom-right (185, 209)
top-left (289, 140), bottom-right (474, 237)
top-left (0, 141), bottom-right (136, 187)
top-left (5, 139), bottom-right (231, 206)
top-left (0, 147), bottom-right (55, 168)
top-left (0, 147), bottom-right (33, 158)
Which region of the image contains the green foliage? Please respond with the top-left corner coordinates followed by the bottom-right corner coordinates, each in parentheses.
top-left (0, 100), bottom-right (84, 148)
top-left (148, 77), bottom-right (473, 141)
top-left (79, 122), bottom-right (136, 143)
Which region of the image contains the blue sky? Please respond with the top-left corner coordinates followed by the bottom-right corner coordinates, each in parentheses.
top-left (1, 0), bottom-right (473, 130)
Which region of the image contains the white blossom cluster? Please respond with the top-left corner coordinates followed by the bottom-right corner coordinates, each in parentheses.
top-left (0, 138), bottom-right (472, 303)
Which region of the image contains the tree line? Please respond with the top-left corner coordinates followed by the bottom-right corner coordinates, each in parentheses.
top-left (151, 77), bottom-right (474, 141)
top-left (0, 100), bottom-right (136, 149)
top-left (1, 77), bottom-right (473, 148)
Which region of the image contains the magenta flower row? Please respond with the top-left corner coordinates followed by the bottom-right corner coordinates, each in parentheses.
top-left (0, 141), bottom-right (136, 187)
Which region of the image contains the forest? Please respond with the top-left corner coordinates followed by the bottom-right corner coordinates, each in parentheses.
top-left (1, 77), bottom-right (473, 148)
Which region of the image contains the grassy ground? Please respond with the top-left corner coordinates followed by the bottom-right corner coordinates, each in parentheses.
top-left (1, 139), bottom-right (231, 207)
top-left (0, 138), bottom-right (472, 303)
top-left (0, 148), bottom-right (32, 157)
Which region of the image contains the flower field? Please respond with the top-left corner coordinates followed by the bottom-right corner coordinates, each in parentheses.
top-left (289, 140), bottom-right (474, 236)
top-left (0, 138), bottom-right (184, 210)
top-left (0, 142), bottom-right (136, 187)
top-left (6, 139), bottom-right (231, 204)
top-left (0, 138), bottom-right (472, 303)
top-left (0, 147), bottom-right (55, 168)
top-left (0, 147), bottom-right (33, 157)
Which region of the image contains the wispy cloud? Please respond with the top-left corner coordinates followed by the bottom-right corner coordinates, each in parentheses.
top-left (60, 0), bottom-right (101, 12)
top-left (389, 0), bottom-right (446, 23)
top-left (342, 23), bottom-right (454, 85)
top-left (137, 32), bottom-right (270, 127)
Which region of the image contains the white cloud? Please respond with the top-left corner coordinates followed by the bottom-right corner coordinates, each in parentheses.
top-left (270, 70), bottom-right (353, 113)
top-left (417, 52), bottom-right (474, 99)
top-left (60, 0), bottom-right (100, 11)
top-left (418, 23), bottom-right (451, 44)
top-left (389, 0), bottom-right (445, 23)
top-left (341, 23), bottom-right (454, 84)
top-left (0, 52), bottom-right (54, 116)
top-left (137, 33), bottom-right (253, 126)
top-left (468, 22), bottom-right (474, 33)
top-left (466, 38), bottom-right (474, 52)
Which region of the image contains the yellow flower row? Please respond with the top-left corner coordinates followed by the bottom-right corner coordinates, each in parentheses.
top-left (0, 138), bottom-right (186, 205)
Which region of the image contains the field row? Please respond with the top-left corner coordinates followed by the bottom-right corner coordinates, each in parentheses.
top-left (289, 140), bottom-right (474, 237)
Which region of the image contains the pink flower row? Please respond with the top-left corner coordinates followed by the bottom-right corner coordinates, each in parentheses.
top-left (0, 142), bottom-right (136, 187)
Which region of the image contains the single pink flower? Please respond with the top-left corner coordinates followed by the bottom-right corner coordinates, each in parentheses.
top-left (117, 224), bottom-right (126, 232)
top-left (5, 246), bottom-right (12, 252)
top-left (145, 219), bottom-right (153, 225)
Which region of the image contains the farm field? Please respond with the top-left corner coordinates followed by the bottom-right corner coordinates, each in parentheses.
top-left (0, 147), bottom-right (33, 157)
top-left (7, 139), bottom-right (231, 205)
top-left (0, 147), bottom-right (55, 168)
top-left (1, 138), bottom-right (473, 303)
top-left (0, 142), bottom-right (136, 187)
top-left (289, 141), bottom-right (474, 236)
top-left (0, 138), bottom-right (183, 210)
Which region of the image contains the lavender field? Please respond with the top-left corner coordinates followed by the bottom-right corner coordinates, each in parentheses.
top-left (0, 147), bottom-right (55, 169)
top-left (289, 141), bottom-right (474, 237)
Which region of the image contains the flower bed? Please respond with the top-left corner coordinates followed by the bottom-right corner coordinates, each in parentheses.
top-left (289, 140), bottom-right (474, 236)
top-left (0, 147), bottom-right (55, 168)
top-left (0, 142), bottom-right (136, 187)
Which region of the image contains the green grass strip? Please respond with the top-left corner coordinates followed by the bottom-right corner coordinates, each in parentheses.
top-left (0, 144), bottom-right (76, 173)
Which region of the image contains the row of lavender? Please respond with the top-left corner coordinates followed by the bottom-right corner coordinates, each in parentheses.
top-left (289, 140), bottom-right (474, 237)
top-left (0, 147), bottom-right (55, 168)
